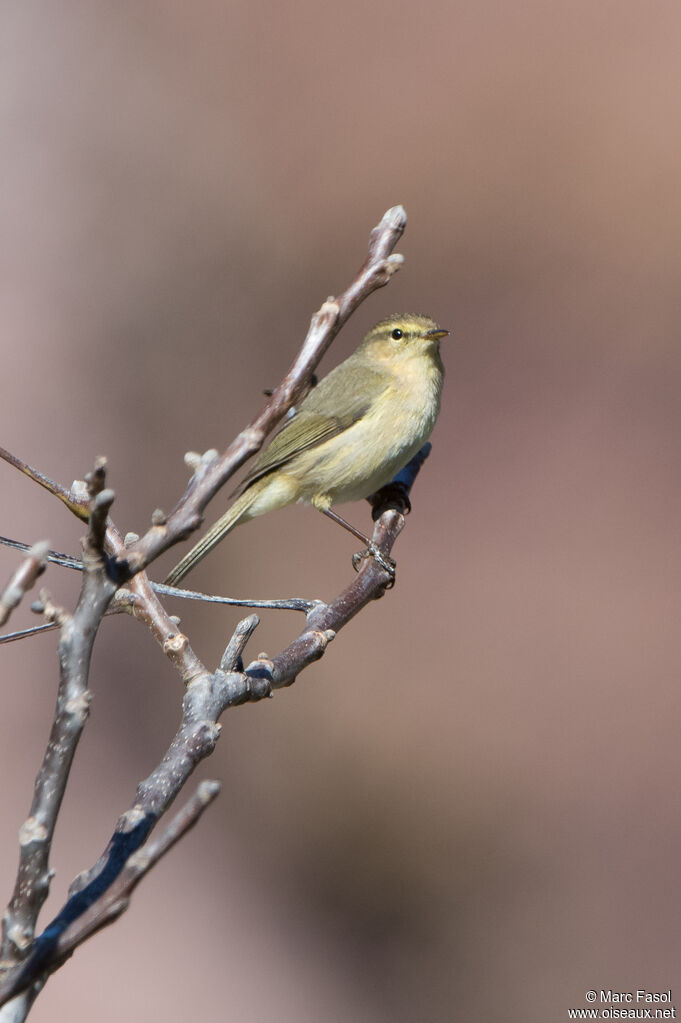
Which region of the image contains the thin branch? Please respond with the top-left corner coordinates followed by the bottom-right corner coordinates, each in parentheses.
top-left (0, 613), bottom-right (264, 1006)
top-left (0, 536), bottom-right (316, 645)
top-left (0, 443), bottom-right (429, 1006)
top-left (220, 614), bottom-right (260, 671)
top-left (0, 624), bottom-right (56, 645)
top-left (0, 581), bottom-right (315, 646)
top-left (0, 450), bottom-right (88, 522)
top-left (0, 535), bottom-right (316, 605)
top-left (45, 782), bottom-right (221, 969)
top-left (0, 463), bottom-right (117, 969)
top-left (149, 581), bottom-right (317, 612)
top-left (0, 537), bottom-right (83, 572)
top-left (0, 783), bottom-right (220, 1005)
top-left (117, 558), bottom-right (208, 685)
top-left (0, 544), bottom-right (49, 628)
top-left (0, 441), bottom-right (428, 1006)
top-left (82, 459), bottom-right (112, 559)
top-left (102, 522), bottom-right (312, 684)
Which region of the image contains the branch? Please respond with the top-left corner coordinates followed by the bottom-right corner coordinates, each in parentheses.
top-left (57, 779), bottom-right (220, 946)
top-left (0, 535), bottom-right (315, 646)
top-left (0, 449), bottom-right (89, 522)
top-left (0, 463), bottom-right (117, 970)
top-left (0, 614), bottom-right (264, 1006)
top-left (0, 783), bottom-right (220, 1006)
top-left (0, 543), bottom-right (49, 628)
top-left (0, 443), bottom-right (429, 1007)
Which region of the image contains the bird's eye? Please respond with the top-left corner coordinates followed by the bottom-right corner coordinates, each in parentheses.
top-left (391, 328), bottom-right (403, 340)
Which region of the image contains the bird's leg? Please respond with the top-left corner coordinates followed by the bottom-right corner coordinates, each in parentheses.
top-left (319, 507), bottom-right (396, 579)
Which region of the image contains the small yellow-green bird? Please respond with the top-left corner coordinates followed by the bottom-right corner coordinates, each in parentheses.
top-left (164, 313), bottom-right (448, 586)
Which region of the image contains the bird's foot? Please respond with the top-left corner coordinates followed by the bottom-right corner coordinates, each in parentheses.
top-left (352, 544), bottom-right (396, 585)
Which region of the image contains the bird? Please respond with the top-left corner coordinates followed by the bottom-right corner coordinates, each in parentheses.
top-left (164, 313), bottom-right (448, 587)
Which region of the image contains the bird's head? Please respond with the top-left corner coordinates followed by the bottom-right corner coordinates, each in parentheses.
top-left (359, 313), bottom-right (449, 368)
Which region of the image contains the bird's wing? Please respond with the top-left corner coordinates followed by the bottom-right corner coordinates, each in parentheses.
top-left (239, 361), bottom-right (389, 492)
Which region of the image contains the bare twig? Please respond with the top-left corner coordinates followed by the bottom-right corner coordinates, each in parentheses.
top-left (82, 459), bottom-right (112, 559)
top-left (0, 535), bottom-right (316, 602)
top-left (0, 463), bottom-right (117, 970)
top-left (149, 581), bottom-right (316, 612)
top-left (0, 544), bottom-right (49, 628)
top-left (0, 450), bottom-right (88, 522)
top-left (0, 625), bottom-right (56, 645)
top-left (0, 537), bottom-right (83, 572)
top-left (63, 783), bottom-right (221, 963)
top-left (0, 580), bottom-right (316, 646)
top-left (0, 615), bottom-right (264, 1006)
top-left (0, 536), bottom-right (316, 648)
top-left (0, 783), bottom-right (220, 1006)
top-left (0, 443), bottom-right (429, 1006)
top-left (220, 614), bottom-right (261, 671)
top-left (57, 779), bottom-right (221, 947)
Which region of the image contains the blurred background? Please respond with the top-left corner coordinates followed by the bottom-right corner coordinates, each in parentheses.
top-left (1, 1), bottom-right (680, 1019)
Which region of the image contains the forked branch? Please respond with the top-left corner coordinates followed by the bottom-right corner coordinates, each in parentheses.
top-left (0, 205), bottom-right (420, 1018)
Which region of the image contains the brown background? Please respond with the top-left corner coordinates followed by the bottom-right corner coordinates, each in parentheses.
top-left (1, 2), bottom-right (680, 1020)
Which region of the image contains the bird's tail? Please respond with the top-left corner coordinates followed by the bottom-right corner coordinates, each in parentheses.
top-left (164, 487), bottom-right (258, 587)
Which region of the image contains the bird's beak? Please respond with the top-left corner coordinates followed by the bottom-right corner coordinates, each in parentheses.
top-left (425, 328), bottom-right (449, 340)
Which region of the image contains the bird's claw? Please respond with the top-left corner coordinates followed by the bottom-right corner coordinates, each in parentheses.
top-left (352, 544), bottom-right (396, 585)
